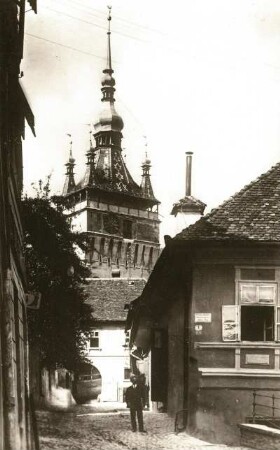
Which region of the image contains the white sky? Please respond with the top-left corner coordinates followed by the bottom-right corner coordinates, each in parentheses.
top-left (22, 0), bottom-right (280, 240)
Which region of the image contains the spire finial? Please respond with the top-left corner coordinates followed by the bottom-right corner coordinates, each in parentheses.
top-left (143, 135), bottom-right (148, 160)
top-left (66, 133), bottom-right (74, 160)
top-left (106, 5), bottom-right (112, 71)
top-left (89, 130), bottom-right (93, 148)
top-left (107, 5), bottom-right (112, 27)
top-left (86, 124), bottom-right (93, 148)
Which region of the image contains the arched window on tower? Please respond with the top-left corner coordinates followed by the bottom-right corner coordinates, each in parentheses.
top-left (141, 245), bottom-right (146, 267)
top-left (117, 241), bottom-right (122, 267)
top-left (133, 244), bottom-right (139, 267)
top-left (89, 238), bottom-right (95, 263)
top-left (148, 247), bottom-right (154, 268)
top-left (126, 242), bottom-right (131, 269)
top-left (108, 238), bottom-right (114, 266)
top-left (99, 237), bottom-right (105, 264)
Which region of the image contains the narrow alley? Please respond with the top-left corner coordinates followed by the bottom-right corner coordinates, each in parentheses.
top-left (36, 402), bottom-right (254, 450)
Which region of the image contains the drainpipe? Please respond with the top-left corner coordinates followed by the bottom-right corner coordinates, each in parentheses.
top-left (183, 256), bottom-right (192, 431)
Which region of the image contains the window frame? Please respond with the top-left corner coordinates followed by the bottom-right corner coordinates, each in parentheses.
top-left (89, 330), bottom-right (100, 349)
top-left (124, 330), bottom-right (130, 348)
top-left (222, 267), bottom-right (280, 343)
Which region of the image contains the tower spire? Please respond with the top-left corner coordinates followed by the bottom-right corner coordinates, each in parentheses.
top-left (140, 137), bottom-right (156, 200)
top-left (99, 5), bottom-right (118, 105)
top-left (106, 6), bottom-right (112, 73)
top-left (83, 129), bottom-right (95, 186)
top-left (62, 135), bottom-right (76, 195)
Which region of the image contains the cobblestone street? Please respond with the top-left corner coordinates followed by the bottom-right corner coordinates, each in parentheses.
top-left (36, 402), bottom-right (254, 450)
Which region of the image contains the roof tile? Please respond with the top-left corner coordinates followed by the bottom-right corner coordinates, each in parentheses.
top-left (176, 162), bottom-right (280, 242)
top-left (84, 278), bottom-right (146, 322)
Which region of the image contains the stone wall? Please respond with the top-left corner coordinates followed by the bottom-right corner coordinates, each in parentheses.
top-left (239, 423), bottom-right (280, 450)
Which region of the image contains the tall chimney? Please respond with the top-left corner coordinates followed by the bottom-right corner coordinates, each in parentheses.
top-left (185, 151), bottom-right (193, 197)
top-left (170, 150), bottom-right (206, 220)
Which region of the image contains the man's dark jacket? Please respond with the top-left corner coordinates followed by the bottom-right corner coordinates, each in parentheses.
top-left (126, 385), bottom-right (145, 409)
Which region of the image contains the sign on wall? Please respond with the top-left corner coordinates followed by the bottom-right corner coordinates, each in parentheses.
top-left (195, 313), bottom-right (212, 323)
top-left (245, 354), bottom-right (270, 365)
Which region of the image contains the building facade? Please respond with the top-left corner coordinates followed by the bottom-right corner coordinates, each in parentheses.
top-left (74, 278), bottom-right (147, 403)
top-left (129, 162), bottom-right (280, 444)
top-left (0, 1), bottom-right (36, 449)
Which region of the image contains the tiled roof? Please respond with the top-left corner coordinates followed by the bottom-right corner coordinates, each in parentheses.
top-left (84, 278), bottom-right (146, 322)
top-left (176, 162), bottom-right (280, 242)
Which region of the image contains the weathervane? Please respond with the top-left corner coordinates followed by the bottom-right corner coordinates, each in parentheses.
top-left (107, 5), bottom-right (112, 31)
top-left (85, 124), bottom-right (93, 148)
top-left (66, 133), bottom-right (73, 157)
top-left (143, 135), bottom-right (148, 159)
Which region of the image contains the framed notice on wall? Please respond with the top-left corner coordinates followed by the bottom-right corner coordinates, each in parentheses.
top-left (195, 313), bottom-right (212, 323)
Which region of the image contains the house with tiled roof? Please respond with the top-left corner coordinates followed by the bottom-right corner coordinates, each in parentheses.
top-left (128, 162), bottom-right (280, 445)
top-left (75, 278), bottom-right (146, 402)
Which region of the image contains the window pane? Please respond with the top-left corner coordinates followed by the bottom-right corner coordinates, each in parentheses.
top-left (90, 337), bottom-right (99, 348)
top-left (241, 306), bottom-right (274, 341)
top-left (259, 286), bottom-right (276, 304)
top-left (240, 285), bottom-right (257, 304)
top-left (240, 268), bottom-right (275, 281)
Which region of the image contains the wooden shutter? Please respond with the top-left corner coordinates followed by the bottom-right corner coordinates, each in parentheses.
top-left (222, 305), bottom-right (240, 341)
top-left (276, 307), bottom-right (280, 342)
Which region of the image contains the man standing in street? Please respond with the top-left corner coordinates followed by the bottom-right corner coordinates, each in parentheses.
top-left (126, 375), bottom-right (146, 433)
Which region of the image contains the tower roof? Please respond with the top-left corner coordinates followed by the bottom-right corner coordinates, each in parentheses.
top-left (62, 140), bottom-right (76, 195)
top-left (140, 150), bottom-right (158, 202)
top-left (68, 8), bottom-right (159, 206)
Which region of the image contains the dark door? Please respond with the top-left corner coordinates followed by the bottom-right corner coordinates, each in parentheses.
top-left (151, 329), bottom-right (168, 403)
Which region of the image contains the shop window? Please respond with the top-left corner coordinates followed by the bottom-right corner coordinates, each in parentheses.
top-left (89, 331), bottom-right (99, 348)
top-left (222, 268), bottom-right (279, 342)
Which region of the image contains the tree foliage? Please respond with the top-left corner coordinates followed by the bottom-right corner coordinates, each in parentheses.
top-left (22, 181), bottom-right (92, 371)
